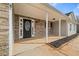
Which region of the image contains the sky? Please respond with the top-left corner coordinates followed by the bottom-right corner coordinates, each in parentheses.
top-left (50, 3), bottom-right (79, 16)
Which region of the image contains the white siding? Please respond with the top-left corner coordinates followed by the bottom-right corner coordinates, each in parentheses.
top-left (61, 20), bottom-right (67, 36)
top-left (67, 22), bottom-right (77, 36)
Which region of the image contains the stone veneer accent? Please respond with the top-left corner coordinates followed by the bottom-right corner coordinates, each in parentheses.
top-left (35, 20), bottom-right (46, 38)
top-left (0, 4), bottom-right (9, 56)
top-left (14, 15), bottom-right (46, 40)
top-left (13, 15), bottom-right (19, 40)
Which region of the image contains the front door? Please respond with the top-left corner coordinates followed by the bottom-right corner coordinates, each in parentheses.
top-left (23, 19), bottom-right (31, 38)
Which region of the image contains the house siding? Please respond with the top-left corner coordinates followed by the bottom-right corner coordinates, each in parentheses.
top-left (0, 4), bottom-right (9, 56)
top-left (13, 15), bottom-right (19, 40)
top-left (48, 20), bottom-right (68, 36)
top-left (52, 21), bottom-right (59, 36)
top-left (35, 20), bottom-right (46, 38)
top-left (61, 20), bottom-right (67, 36)
top-left (67, 13), bottom-right (77, 36)
top-left (67, 22), bottom-right (77, 36)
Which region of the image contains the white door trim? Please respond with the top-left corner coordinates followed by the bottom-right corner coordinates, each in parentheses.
top-left (19, 17), bottom-right (23, 39)
top-left (19, 17), bottom-right (35, 39)
top-left (31, 19), bottom-right (35, 37)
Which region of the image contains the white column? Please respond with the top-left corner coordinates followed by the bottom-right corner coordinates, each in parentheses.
top-left (59, 19), bottom-right (61, 36)
top-left (9, 3), bottom-right (13, 56)
top-left (46, 13), bottom-right (48, 43)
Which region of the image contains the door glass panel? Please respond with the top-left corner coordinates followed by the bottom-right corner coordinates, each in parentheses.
top-left (25, 21), bottom-right (30, 31)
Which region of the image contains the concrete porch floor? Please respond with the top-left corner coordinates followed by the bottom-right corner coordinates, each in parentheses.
top-left (15, 36), bottom-right (64, 44)
top-left (13, 36), bottom-right (64, 55)
top-left (12, 35), bottom-right (79, 56)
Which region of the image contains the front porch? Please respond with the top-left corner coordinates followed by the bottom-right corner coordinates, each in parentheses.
top-left (13, 35), bottom-right (64, 55)
top-left (12, 4), bottom-right (68, 56)
top-left (13, 35), bottom-right (79, 56)
top-left (15, 35), bottom-right (64, 44)
top-left (13, 4), bottom-right (68, 44)
top-left (14, 19), bottom-right (67, 44)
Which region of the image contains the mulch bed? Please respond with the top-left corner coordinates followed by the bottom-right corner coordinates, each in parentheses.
top-left (47, 34), bottom-right (78, 48)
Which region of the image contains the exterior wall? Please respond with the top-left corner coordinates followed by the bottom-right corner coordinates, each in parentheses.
top-left (68, 13), bottom-right (77, 22)
top-left (14, 15), bottom-right (46, 40)
top-left (52, 21), bottom-right (59, 36)
top-left (35, 20), bottom-right (46, 38)
top-left (48, 20), bottom-right (67, 36)
top-left (67, 22), bottom-right (77, 36)
top-left (67, 13), bottom-right (77, 36)
top-left (13, 15), bottom-right (19, 40)
top-left (0, 4), bottom-right (9, 56)
top-left (77, 24), bottom-right (79, 33)
top-left (61, 20), bottom-right (67, 36)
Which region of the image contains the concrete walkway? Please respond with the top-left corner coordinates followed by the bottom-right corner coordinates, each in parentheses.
top-left (13, 35), bottom-right (79, 56)
top-left (58, 35), bottom-right (79, 56)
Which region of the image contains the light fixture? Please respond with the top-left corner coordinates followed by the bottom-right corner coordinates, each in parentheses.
top-left (53, 18), bottom-right (55, 20)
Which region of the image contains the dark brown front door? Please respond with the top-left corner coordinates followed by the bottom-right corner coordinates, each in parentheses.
top-left (23, 19), bottom-right (31, 38)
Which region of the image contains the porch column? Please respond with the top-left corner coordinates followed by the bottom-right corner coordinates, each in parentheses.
top-left (9, 3), bottom-right (13, 56)
top-left (59, 19), bottom-right (61, 36)
top-left (46, 13), bottom-right (48, 43)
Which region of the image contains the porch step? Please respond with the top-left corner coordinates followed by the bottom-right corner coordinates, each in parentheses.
top-left (48, 34), bottom-right (78, 48)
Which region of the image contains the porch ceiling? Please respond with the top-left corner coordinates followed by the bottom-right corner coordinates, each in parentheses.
top-left (13, 3), bottom-right (68, 21)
